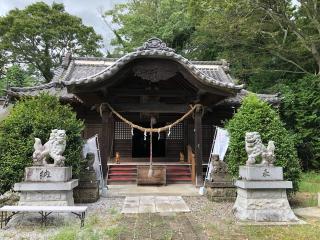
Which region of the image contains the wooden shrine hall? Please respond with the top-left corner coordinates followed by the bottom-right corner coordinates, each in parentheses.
top-left (7, 38), bottom-right (279, 186)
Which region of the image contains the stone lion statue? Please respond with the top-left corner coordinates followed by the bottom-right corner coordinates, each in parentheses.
top-left (32, 129), bottom-right (67, 167)
top-left (245, 132), bottom-right (275, 166)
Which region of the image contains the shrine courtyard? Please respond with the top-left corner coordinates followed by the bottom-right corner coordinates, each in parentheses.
top-left (1, 173), bottom-right (320, 240)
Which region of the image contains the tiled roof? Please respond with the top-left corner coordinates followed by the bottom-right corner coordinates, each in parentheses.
top-left (56, 50), bottom-right (243, 91)
top-left (6, 38), bottom-right (279, 105)
top-left (215, 90), bottom-right (280, 107)
top-left (8, 82), bottom-right (81, 103)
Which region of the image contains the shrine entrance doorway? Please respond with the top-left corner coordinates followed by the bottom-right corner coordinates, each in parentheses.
top-left (132, 122), bottom-right (166, 158)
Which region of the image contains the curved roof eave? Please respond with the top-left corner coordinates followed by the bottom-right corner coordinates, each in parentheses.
top-left (62, 49), bottom-right (244, 92)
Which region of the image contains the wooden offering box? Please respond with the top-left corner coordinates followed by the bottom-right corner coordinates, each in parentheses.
top-left (137, 166), bottom-right (166, 185)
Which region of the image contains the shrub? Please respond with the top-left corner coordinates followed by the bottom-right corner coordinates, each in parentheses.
top-left (226, 94), bottom-right (301, 191)
top-left (0, 94), bottom-right (84, 194)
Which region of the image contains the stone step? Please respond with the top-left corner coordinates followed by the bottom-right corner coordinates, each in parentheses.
top-left (109, 172), bottom-right (137, 176)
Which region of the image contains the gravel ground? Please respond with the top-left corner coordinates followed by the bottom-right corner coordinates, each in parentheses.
top-left (0, 196), bottom-right (237, 240)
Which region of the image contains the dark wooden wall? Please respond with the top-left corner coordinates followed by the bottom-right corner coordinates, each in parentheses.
top-left (78, 106), bottom-right (234, 168)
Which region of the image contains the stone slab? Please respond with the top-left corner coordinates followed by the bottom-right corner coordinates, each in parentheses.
top-left (239, 166), bottom-right (283, 181)
top-left (235, 180), bottom-right (292, 189)
top-left (122, 197), bottom-right (140, 213)
top-left (14, 179), bottom-right (78, 191)
top-left (121, 196), bottom-right (190, 214)
top-left (25, 166), bottom-right (72, 182)
top-left (139, 196), bottom-right (156, 213)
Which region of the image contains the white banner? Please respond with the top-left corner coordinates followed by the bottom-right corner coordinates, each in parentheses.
top-left (206, 127), bottom-right (230, 181)
top-left (212, 127), bottom-right (230, 161)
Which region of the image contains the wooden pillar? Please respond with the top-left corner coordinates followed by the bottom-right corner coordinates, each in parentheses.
top-left (194, 105), bottom-right (203, 187)
top-left (101, 109), bottom-right (114, 178)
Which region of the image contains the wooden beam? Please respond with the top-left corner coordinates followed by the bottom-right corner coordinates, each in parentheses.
top-left (194, 105), bottom-right (203, 187)
top-left (111, 103), bottom-right (190, 113)
top-left (108, 88), bottom-right (192, 97)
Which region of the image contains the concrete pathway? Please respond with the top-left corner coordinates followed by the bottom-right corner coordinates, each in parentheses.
top-left (108, 184), bottom-right (199, 197)
top-left (294, 207), bottom-right (320, 218)
top-left (121, 196), bottom-right (190, 214)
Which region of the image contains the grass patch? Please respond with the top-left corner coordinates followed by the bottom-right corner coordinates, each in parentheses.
top-left (290, 192), bottom-right (318, 208)
top-left (244, 220), bottom-right (320, 240)
top-left (288, 171), bottom-right (320, 207)
top-left (161, 230), bottom-right (173, 240)
top-left (50, 212), bottom-right (125, 240)
top-left (50, 226), bottom-right (77, 240)
top-left (206, 219), bottom-right (320, 240)
top-left (299, 171), bottom-right (320, 193)
top-left (0, 104), bottom-right (12, 122)
top-left (104, 226), bottom-right (125, 239)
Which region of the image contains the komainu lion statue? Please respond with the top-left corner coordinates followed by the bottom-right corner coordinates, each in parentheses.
top-left (32, 129), bottom-right (67, 167)
top-left (245, 132), bottom-right (275, 166)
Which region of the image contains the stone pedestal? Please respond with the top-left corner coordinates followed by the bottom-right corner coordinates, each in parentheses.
top-left (205, 180), bottom-right (236, 202)
top-left (14, 166), bottom-right (78, 206)
top-left (205, 156), bottom-right (236, 202)
top-left (73, 170), bottom-right (99, 203)
top-left (233, 166), bottom-right (299, 222)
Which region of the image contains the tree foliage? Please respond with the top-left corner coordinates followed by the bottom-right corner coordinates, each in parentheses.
top-left (0, 2), bottom-right (103, 82)
top-left (104, 0), bottom-right (196, 55)
top-left (0, 65), bottom-right (39, 96)
top-left (278, 75), bottom-right (320, 169)
top-left (226, 94), bottom-right (301, 191)
top-left (106, 0), bottom-right (320, 87)
top-left (0, 94), bottom-right (84, 194)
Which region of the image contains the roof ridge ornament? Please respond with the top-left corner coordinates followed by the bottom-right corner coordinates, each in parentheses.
top-left (137, 37), bottom-right (175, 52)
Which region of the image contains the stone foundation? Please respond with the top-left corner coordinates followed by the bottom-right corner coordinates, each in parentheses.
top-left (19, 190), bottom-right (74, 206)
top-left (73, 171), bottom-right (99, 203)
top-left (233, 166), bottom-right (299, 222)
top-left (14, 166), bottom-right (78, 206)
top-left (205, 181), bottom-right (236, 202)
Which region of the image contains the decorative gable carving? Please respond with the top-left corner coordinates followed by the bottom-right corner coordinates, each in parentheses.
top-left (137, 37), bottom-right (175, 52)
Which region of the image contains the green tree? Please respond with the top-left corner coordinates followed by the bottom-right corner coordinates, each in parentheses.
top-left (0, 94), bottom-right (84, 194)
top-left (226, 94), bottom-right (301, 191)
top-left (106, 0), bottom-right (319, 91)
top-left (0, 65), bottom-right (38, 96)
top-left (256, 0), bottom-right (320, 75)
top-left (0, 2), bottom-right (103, 82)
top-left (104, 0), bottom-right (196, 55)
top-left (278, 75), bottom-right (320, 169)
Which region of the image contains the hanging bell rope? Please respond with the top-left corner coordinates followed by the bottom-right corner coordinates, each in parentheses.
top-left (148, 117), bottom-right (156, 178)
top-left (101, 102), bottom-right (202, 133)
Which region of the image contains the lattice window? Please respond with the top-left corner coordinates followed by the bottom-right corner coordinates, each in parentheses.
top-left (167, 122), bottom-right (183, 140)
top-left (115, 122), bottom-right (132, 140)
